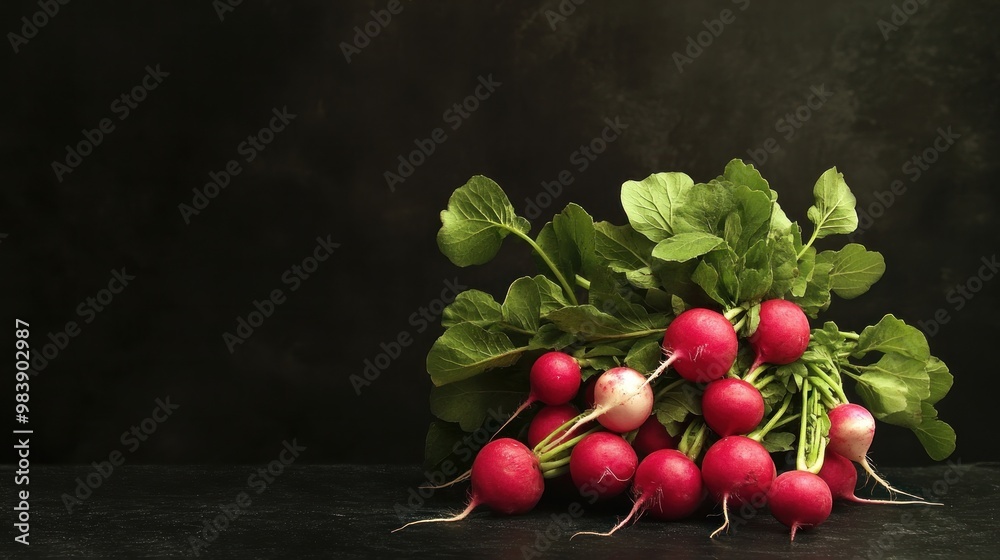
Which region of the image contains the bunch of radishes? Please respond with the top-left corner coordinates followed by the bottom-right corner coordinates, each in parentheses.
top-left (405, 161), bottom-right (955, 541)
top-left (401, 301), bottom-right (931, 539)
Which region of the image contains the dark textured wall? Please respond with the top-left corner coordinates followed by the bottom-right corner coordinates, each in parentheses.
top-left (1, 0), bottom-right (997, 466)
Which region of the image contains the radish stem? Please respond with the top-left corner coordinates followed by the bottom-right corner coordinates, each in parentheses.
top-left (796, 380), bottom-right (811, 471)
top-left (513, 230), bottom-right (579, 305)
top-left (723, 306), bottom-right (745, 321)
top-left (540, 456), bottom-right (571, 471)
top-left (744, 365), bottom-right (769, 387)
top-left (749, 392), bottom-right (794, 442)
top-left (654, 377), bottom-right (687, 400)
top-left (807, 363), bottom-right (849, 404)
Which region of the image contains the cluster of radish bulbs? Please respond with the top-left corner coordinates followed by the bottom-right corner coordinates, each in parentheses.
top-left (397, 299), bottom-right (934, 539)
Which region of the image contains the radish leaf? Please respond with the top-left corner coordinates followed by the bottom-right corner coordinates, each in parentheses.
top-left (500, 277), bottom-right (541, 335)
top-left (651, 232), bottom-right (726, 262)
top-left (442, 290), bottom-right (502, 329)
top-left (817, 244), bottom-right (886, 299)
top-left (594, 221), bottom-right (655, 271)
top-left (853, 314), bottom-right (930, 361)
top-left (805, 167), bottom-right (859, 239)
top-left (427, 323), bottom-right (526, 386)
top-left (437, 175), bottom-right (531, 266)
top-left (430, 368), bottom-right (527, 431)
top-left (621, 172), bottom-right (695, 241)
top-left (914, 403), bottom-right (957, 460)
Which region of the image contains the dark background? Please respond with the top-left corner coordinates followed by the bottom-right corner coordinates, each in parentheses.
top-left (1, 0), bottom-right (997, 467)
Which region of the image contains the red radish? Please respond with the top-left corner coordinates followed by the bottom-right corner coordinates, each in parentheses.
top-left (569, 432), bottom-right (638, 501)
top-left (702, 378), bottom-right (765, 436)
top-left (747, 299), bottom-right (810, 373)
top-left (660, 308), bottom-right (739, 383)
top-left (393, 438), bottom-right (544, 531)
top-left (530, 351), bottom-right (583, 404)
top-left (575, 449), bottom-right (704, 537)
top-left (827, 403), bottom-right (926, 500)
top-left (548, 309), bottom-right (736, 446)
top-left (768, 470), bottom-right (833, 540)
top-left (581, 375), bottom-right (598, 408)
top-left (818, 449), bottom-right (864, 502)
top-left (701, 436), bottom-right (776, 538)
top-left (631, 416), bottom-right (677, 460)
top-left (527, 404), bottom-right (580, 449)
top-left (818, 449), bottom-right (936, 505)
top-left (641, 450), bottom-right (704, 520)
top-left (493, 351), bottom-right (582, 437)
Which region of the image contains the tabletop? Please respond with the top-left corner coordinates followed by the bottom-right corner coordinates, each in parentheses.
top-left (1, 462), bottom-right (997, 559)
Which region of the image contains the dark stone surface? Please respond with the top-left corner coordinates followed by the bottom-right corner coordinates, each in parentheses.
top-left (0, 1), bottom-right (997, 466)
top-left (1, 463), bottom-right (998, 558)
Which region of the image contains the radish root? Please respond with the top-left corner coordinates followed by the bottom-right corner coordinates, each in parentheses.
top-left (489, 399), bottom-right (535, 442)
top-left (419, 469), bottom-right (471, 490)
top-left (392, 499), bottom-right (479, 533)
top-left (709, 495), bottom-right (731, 539)
top-left (861, 458), bottom-right (928, 501)
top-left (572, 495), bottom-right (648, 539)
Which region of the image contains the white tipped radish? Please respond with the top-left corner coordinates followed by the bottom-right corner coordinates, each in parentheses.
top-left (768, 470), bottom-right (833, 541)
top-left (701, 436), bottom-right (776, 538)
top-left (818, 450), bottom-right (939, 505)
top-left (393, 438), bottom-right (544, 531)
top-left (493, 351), bottom-right (582, 438)
top-left (593, 368), bottom-right (655, 433)
top-left (827, 403), bottom-right (875, 461)
top-left (569, 432), bottom-right (638, 501)
top-left (702, 378), bottom-right (765, 436)
top-left (827, 403), bottom-right (927, 501)
top-left (747, 299), bottom-right (810, 374)
top-left (545, 367), bottom-right (654, 448)
top-left (574, 449), bottom-right (704, 538)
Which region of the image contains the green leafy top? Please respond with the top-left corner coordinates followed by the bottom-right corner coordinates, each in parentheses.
top-left (421, 159), bottom-right (954, 471)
